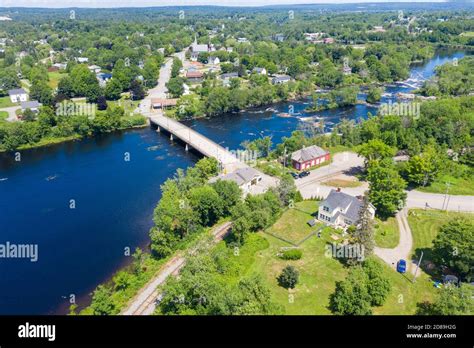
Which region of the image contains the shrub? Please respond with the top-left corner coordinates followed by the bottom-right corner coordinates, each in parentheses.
top-left (277, 265), bottom-right (299, 289)
top-left (280, 249), bottom-right (302, 260)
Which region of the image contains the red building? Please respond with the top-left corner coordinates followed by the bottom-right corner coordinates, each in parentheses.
top-left (291, 145), bottom-right (330, 171)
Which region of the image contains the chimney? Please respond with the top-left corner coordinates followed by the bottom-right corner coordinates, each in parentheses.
top-left (336, 187), bottom-right (341, 192)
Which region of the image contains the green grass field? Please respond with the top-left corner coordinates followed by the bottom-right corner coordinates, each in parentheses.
top-left (0, 96), bottom-right (14, 108)
top-left (0, 111), bottom-right (8, 121)
top-left (407, 209), bottom-right (474, 261)
top-left (374, 216), bottom-right (399, 248)
top-left (48, 71), bottom-right (67, 89)
top-left (417, 173), bottom-right (474, 196)
top-left (264, 200), bottom-right (322, 244)
top-left (238, 200), bottom-right (438, 314)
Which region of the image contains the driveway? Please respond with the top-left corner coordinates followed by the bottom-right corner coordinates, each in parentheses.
top-left (0, 106), bottom-right (20, 122)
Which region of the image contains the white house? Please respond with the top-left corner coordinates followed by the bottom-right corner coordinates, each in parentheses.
top-left (318, 189), bottom-right (375, 228)
top-left (88, 65), bottom-right (101, 74)
top-left (8, 88), bottom-right (28, 103)
top-left (271, 75), bottom-right (291, 85)
top-left (208, 56), bottom-right (220, 65)
top-left (76, 57), bottom-right (89, 63)
top-left (252, 67), bottom-right (267, 75)
top-left (209, 167), bottom-right (262, 195)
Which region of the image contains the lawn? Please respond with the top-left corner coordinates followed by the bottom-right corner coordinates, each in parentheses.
top-left (247, 222), bottom-right (437, 314)
top-left (407, 209), bottom-right (474, 261)
top-left (417, 173), bottom-right (474, 196)
top-left (374, 216), bottom-right (399, 248)
top-left (0, 111), bottom-right (8, 121)
top-left (322, 178), bottom-right (362, 188)
top-left (48, 71), bottom-right (67, 89)
top-left (264, 200), bottom-right (322, 245)
top-left (0, 96), bottom-right (14, 108)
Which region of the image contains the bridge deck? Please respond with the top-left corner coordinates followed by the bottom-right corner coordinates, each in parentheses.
top-left (148, 113), bottom-right (242, 170)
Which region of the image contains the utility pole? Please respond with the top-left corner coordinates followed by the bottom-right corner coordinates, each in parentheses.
top-left (412, 251), bottom-right (423, 283)
top-left (444, 182), bottom-right (451, 212)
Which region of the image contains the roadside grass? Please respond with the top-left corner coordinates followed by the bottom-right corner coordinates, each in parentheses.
top-left (264, 200), bottom-right (321, 244)
top-left (0, 96), bottom-right (14, 108)
top-left (321, 178), bottom-right (362, 188)
top-left (256, 160), bottom-right (290, 179)
top-left (374, 216), bottom-right (399, 248)
top-left (327, 145), bottom-right (353, 154)
top-left (460, 32), bottom-right (474, 37)
top-left (417, 173), bottom-right (474, 196)
top-left (0, 111), bottom-right (8, 121)
top-left (48, 71), bottom-right (67, 89)
top-left (407, 209), bottom-right (474, 262)
top-left (240, 200), bottom-right (440, 314)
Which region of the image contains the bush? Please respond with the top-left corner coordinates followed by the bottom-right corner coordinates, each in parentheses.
top-left (280, 249), bottom-right (302, 260)
top-left (277, 265), bottom-right (299, 289)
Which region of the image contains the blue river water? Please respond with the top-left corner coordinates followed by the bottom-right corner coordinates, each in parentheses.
top-left (0, 49), bottom-right (468, 314)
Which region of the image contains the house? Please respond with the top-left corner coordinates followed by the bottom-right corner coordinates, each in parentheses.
top-left (226, 47), bottom-right (233, 53)
top-left (191, 36), bottom-right (210, 54)
top-left (53, 63), bottom-right (67, 70)
top-left (291, 145), bottom-right (330, 171)
top-left (209, 167), bottom-right (262, 195)
top-left (208, 56), bottom-right (220, 65)
top-left (21, 100), bottom-right (41, 113)
top-left (96, 73), bottom-right (112, 87)
top-left (76, 57), bottom-right (89, 63)
top-left (273, 33), bottom-right (285, 42)
top-left (271, 75), bottom-right (291, 85)
top-left (323, 38), bottom-right (335, 44)
top-left (186, 70), bottom-right (204, 83)
top-left (190, 51), bottom-right (200, 62)
top-left (342, 66), bottom-right (352, 75)
top-left (220, 72), bottom-right (239, 87)
top-left (252, 67), bottom-right (267, 75)
top-left (8, 88), bottom-right (28, 103)
top-left (318, 189), bottom-right (375, 228)
top-left (237, 37), bottom-right (249, 43)
top-left (88, 65), bottom-right (101, 74)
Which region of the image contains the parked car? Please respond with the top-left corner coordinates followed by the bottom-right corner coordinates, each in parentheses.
top-left (298, 171), bottom-right (310, 178)
top-left (289, 172), bottom-right (299, 179)
top-left (397, 259), bottom-right (407, 273)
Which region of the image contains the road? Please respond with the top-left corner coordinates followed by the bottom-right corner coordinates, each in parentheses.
top-left (122, 221), bottom-right (232, 315)
top-left (296, 152), bottom-right (474, 212)
top-left (296, 151), bottom-right (473, 270)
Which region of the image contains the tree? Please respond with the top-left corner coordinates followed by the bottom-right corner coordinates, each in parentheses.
top-left (211, 180), bottom-right (241, 216)
top-left (30, 81), bottom-right (53, 106)
top-left (277, 265), bottom-right (299, 289)
top-left (130, 80), bottom-right (145, 100)
top-left (405, 144), bottom-right (443, 187)
top-left (166, 77), bottom-right (184, 98)
top-left (366, 86), bottom-right (382, 104)
top-left (331, 266), bottom-right (373, 315)
top-left (188, 185), bottom-right (223, 227)
top-left (432, 217), bottom-right (473, 281)
top-left (362, 259), bottom-right (391, 306)
top-left (349, 193), bottom-right (375, 263)
top-left (171, 57), bottom-right (183, 78)
top-left (357, 139), bottom-right (396, 168)
top-left (367, 159), bottom-right (407, 218)
top-left (90, 285), bottom-right (116, 315)
top-left (176, 94), bottom-right (204, 119)
top-left (97, 95), bottom-right (108, 110)
top-left (417, 283), bottom-right (474, 315)
top-left (22, 109), bottom-right (36, 122)
top-left (105, 78), bottom-right (123, 100)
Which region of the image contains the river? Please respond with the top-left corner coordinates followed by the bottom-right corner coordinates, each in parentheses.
top-left (0, 49), bottom-right (468, 314)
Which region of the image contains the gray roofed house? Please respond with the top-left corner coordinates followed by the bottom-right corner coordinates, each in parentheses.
top-left (318, 189), bottom-right (375, 228)
top-left (271, 75), bottom-right (291, 84)
top-left (21, 100), bottom-right (40, 110)
top-left (209, 167), bottom-right (262, 194)
top-left (8, 88), bottom-right (28, 103)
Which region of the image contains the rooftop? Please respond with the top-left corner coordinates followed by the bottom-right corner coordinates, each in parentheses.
top-left (8, 88), bottom-right (26, 96)
top-left (291, 145), bottom-right (328, 163)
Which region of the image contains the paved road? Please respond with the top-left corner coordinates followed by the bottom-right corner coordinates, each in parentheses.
top-left (0, 106), bottom-right (20, 122)
top-left (296, 152), bottom-right (474, 212)
top-left (122, 221), bottom-right (233, 315)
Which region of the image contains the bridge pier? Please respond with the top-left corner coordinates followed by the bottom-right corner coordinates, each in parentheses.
top-left (170, 134), bottom-right (173, 141)
top-left (185, 144), bottom-right (189, 152)
top-left (156, 126), bottom-right (160, 133)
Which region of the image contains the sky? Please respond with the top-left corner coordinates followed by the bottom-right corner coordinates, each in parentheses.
top-left (0, 0), bottom-right (445, 9)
